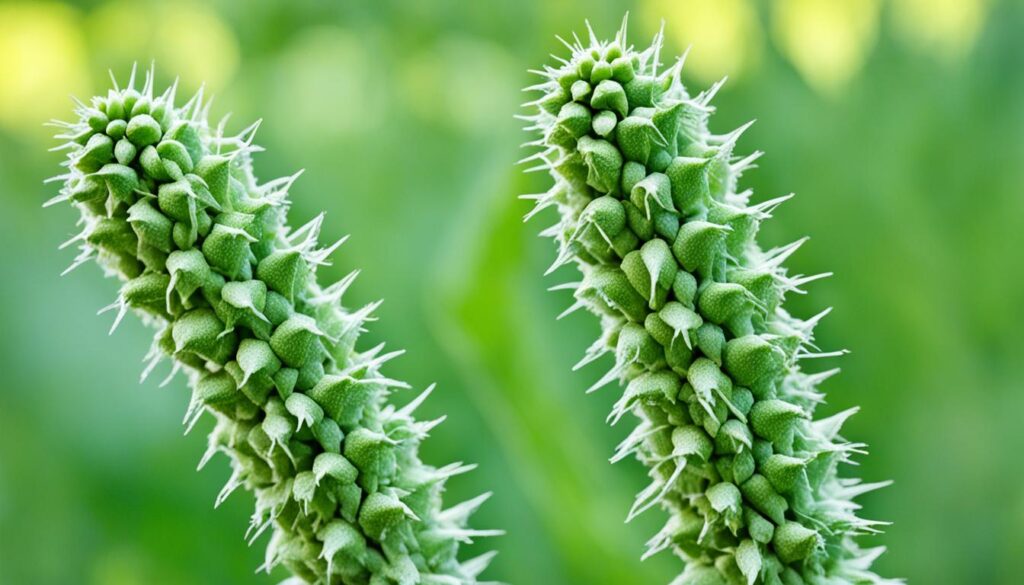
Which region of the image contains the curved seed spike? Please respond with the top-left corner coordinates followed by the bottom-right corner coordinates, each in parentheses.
top-left (521, 19), bottom-right (893, 584)
top-left (47, 69), bottom-right (498, 584)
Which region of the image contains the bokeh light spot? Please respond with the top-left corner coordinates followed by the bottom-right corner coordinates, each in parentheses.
top-left (773, 0), bottom-right (881, 94)
top-left (641, 0), bottom-right (763, 84)
top-left (892, 0), bottom-right (990, 60)
top-left (87, 1), bottom-right (238, 93)
top-left (0, 3), bottom-right (90, 138)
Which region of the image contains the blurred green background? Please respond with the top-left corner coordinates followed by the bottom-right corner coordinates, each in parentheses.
top-left (0, 0), bottom-right (1022, 583)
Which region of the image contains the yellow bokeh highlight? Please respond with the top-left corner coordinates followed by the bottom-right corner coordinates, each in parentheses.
top-left (0, 3), bottom-right (90, 136)
top-left (642, 0), bottom-right (763, 85)
top-left (773, 0), bottom-right (882, 94)
top-left (892, 0), bottom-right (989, 60)
top-left (86, 0), bottom-right (239, 93)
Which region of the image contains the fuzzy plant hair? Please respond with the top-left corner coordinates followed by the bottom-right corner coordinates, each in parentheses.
top-left (46, 67), bottom-right (501, 585)
top-left (520, 20), bottom-right (895, 585)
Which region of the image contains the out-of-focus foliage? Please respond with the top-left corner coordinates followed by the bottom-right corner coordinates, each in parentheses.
top-left (0, 1), bottom-right (1020, 584)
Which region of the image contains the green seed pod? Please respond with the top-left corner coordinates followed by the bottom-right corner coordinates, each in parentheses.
top-left (156, 139), bottom-right (194, 174)
top-left (750, 399), bottom-right (807, 444)
top-left (220, 279), bottom-right (270, 332)
top-left (308, 375), bottom-right (376, 430)
top-left (552, 101), bottom-right (592, 147)
top-left (630, 172), bottom-right (674, 219)
top-left (699, 282), bottom-right (760, 337)
top-left (622, 239), bottom-right (676, 310)
top-left (665, 156), bottom-right (712, 216)
top-left (761, 454), bottom-right (805, 494)
top-left (194, 155), bottom-right (231, 208)
top-left (358, 491), bottom-right (408, 542)
top-left (741, 474), bottom-right (789, 525)
top-left (616, 321), bottom-right (665, 369)
top-left (139, 144), bottom-right (171, 181)
top-left (126, 113), bottom-right (162, 147)
top-left (173, 308), bottom-right (235, 362)
top-left (114, 138), bottom-right (137, 165)
top-left (257, 249), bottom-right (308, 301)
top-left (723, 335), bottom-right (784, 397)
top-left (624, 370), bottom-right (680, 406)
top-left (772, 522), bottom-right (820, 565)
top-left (577, 135), bottom-right (623, 194)
top-left (270, 314), bottom-right (325, 368)
top-left (522, 20), bottom-right (892, 584)
top-left (672, 425), bottom-right (713, 462)
top-left (195, 370), bottom-right (240, 412)
top-left (94, 163), bottom-right (139, 206)
top-left (236, 338), bottom-right (281, 385)
top-left (49, 68), bottom-right (498, 584)
top-left (590, 79), bottom-right (629, 118)
top-left (166, 249), bottom-right (210, 302)
top-left (77, 133), bottom-right (114, 173)
top-left (87, 217), bottom-right (137, 256)
top-left (591, 109), bottom-right (616, 137)
top-left (164, 120), bottom-right (202, 163)
top-left (127, 198), bottom-right (174, 253)
top-left (105, 118), bottom-right (127, 139)
top-left (122, 272), bottom-right (172, 317)
top-left (202, 223), bottom-right (255, 279)
top-left (673, 220), bottom-right (729, 280)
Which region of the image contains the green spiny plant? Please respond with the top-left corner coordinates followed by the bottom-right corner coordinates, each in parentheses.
top-left (47, 67), bottom-right (501, 585)
top-left (520, 19), bottom-right (895, 585)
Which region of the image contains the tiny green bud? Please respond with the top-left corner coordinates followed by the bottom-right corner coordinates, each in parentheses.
top-left (106, 118), bottom-right (127, 139)
top-left (77, 133), bottom-right (114, 173)
top-left (126, 113), bottom-right (162, 147)
top-left (114, 138), bottom-right (137, 165)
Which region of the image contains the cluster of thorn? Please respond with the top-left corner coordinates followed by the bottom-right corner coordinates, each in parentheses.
top-left (49, 67), bottom-right (500, 585)
top-left (521, 20), bottom-right (895, 585)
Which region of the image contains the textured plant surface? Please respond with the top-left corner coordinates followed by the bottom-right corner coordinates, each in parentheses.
top-left (521, 20), bottom-right (894, 585)
top-left (47, 68), bottom-right (499, 585)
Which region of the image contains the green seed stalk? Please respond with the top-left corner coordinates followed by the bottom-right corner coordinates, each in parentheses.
top-left (48, 68), bottom-right (499, 585)
top-left (521, 20), bottom-right (895, 585)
